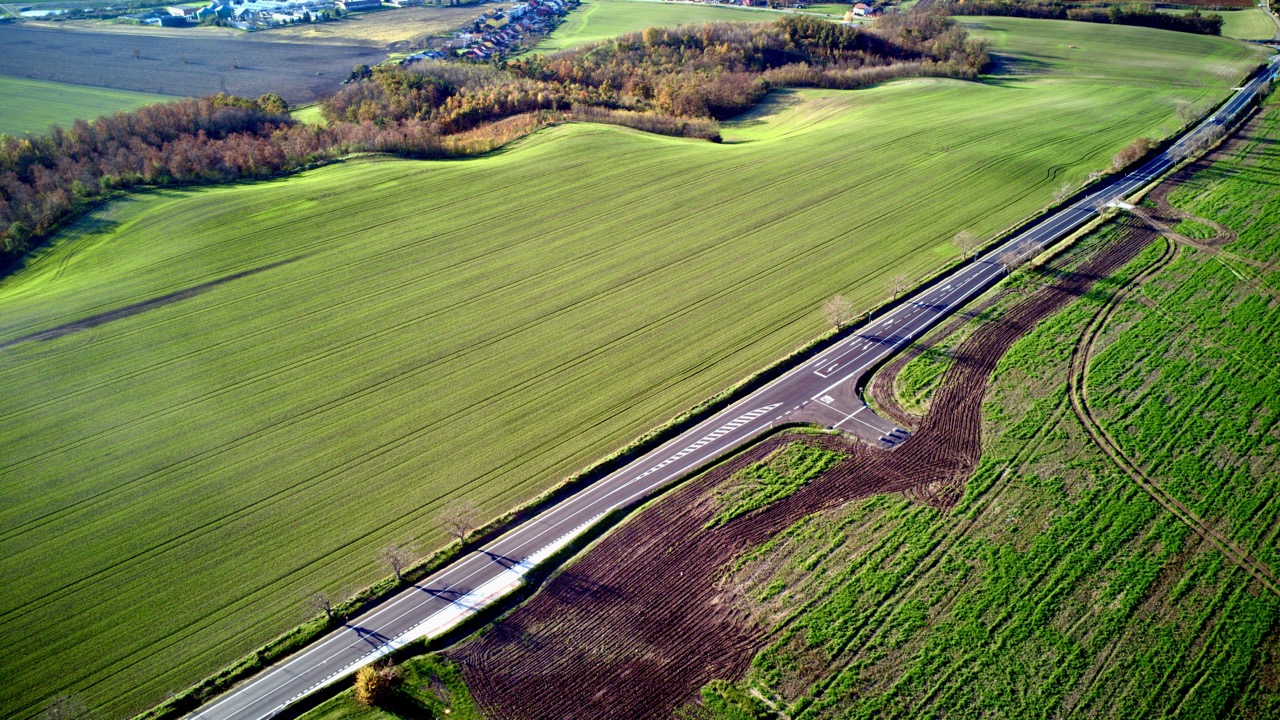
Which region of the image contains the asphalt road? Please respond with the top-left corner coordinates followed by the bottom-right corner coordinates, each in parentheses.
top-left (189, 56), bottom-right (1279, 720)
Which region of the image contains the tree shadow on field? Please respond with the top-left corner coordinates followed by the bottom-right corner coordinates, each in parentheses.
top-left (983, 52), bottom-right (1053, 83)
top-left (412, 584), bottom-right (467, 603)
top-left (722, 88), bottom-right (805, 137)
top-left (482, 622), bottom-right (545, 653)
top-left (0, 253), bottom-right (309, 351)
top-left (74, 216), bottom-right (121, 236)
top-left (375, 688), bottom-right (435, 720)
top-left (543, 571), bottom-right (619, 604)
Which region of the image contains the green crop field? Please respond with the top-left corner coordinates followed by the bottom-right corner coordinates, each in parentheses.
top-left (690, 108), bottom-right (1280, 713)
top-left (1220, 7), bottom-right (1278, 39)
top-left (0, 75), bottom-right (172, 137)
top-left (1087, 104), bottom-right (1280, 574)
top-left (290, 103), bottom-right (328, 126)
top-left (804, 3), bottom-right (854, 16)
top-left (0, 17), bottom-right (1265, 719)
top-left (1168, 6), bottom-right (1278, 40)
top-left (521, 0), bottom-right (774, 53)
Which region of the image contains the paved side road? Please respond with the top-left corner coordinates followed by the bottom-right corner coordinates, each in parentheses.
top-left (190, 56), bottom-right (1279, 720)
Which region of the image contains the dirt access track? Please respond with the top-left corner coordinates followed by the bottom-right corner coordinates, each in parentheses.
top-left (0, 23), bottom-right (388, 105)
top-left (448, 223), bottom-right (1156, 718)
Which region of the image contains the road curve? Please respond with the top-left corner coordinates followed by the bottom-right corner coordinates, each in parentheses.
top-left (189, 55), bottom-right (1279, 720)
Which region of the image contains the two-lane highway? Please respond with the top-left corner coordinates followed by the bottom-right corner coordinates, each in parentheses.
top-left (191, 55), bottom-right (1279, 720)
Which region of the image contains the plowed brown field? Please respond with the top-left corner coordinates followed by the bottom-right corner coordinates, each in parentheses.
top-left (449, 223), bottom-right (1155, 719)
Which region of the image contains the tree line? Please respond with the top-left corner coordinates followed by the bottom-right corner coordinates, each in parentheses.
top-left (323, 15), bottom-right (988, 129)
top-left (0, 13), bottom-right (989, 267)
top-left (944, 1), bottom-right (1225, 36)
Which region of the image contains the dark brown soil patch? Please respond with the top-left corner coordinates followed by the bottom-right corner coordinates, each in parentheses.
top-left (0, 24), bottom-right (387, 105)
top-left (868, 291), bottom-right (1006, 431)
top-left (447, 223), bottom-right (1156, 719)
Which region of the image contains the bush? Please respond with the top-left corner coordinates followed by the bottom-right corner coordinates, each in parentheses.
top-left (353, 663), bottom-right (402, 707)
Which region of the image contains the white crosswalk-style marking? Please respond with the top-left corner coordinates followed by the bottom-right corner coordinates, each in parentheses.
top-left (629, 404), bottom-right (781, 483)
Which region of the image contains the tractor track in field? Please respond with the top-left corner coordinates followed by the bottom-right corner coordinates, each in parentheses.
top-left (0, 255), bottom-right (308, 352)
top-left (448, 220), bottom-right (1158, 720)
top-left (1066, 221), bottom-right (1280, 598)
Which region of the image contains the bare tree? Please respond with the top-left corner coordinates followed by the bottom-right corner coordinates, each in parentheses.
top-left (953, 230), bottom-right (980, 260)
top-left (378, 543), bottom-right (414, 582)
top-left (1175, 100), bottom-right (1199, 127)
top-left (440, 498), bottom-right (479, 545)
top-left (998, 250), bottom-right (1021, 275)
top-left (822, 294), bottom-right (856, 329)
top-left (886, 274), bottom-right (911, 300)
top-left (1172, 138), bottom-right (1196, 162)
top-left (1052, 182), bottom-right (1072, 204)
top-left (308, 592), bottom-right (337, 621)
top-left (43, 694), bottom-right (90, 720)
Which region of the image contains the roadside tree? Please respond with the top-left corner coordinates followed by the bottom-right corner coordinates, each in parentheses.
top-left (1175, 100), bottom-right (1199, 127)
top-left (886, 274), bottom-right (911, 300)
top-left (822, 294), bottom-right (856, 329)
top-left (1111, 136), bottom-right (1157, 171)
top-left (953, 230), bottom-right (980, 260)
top-left (378, 543), bottom-right (414, 582)
top-left (441, 498), bottom-right (479, 545)
top-left (1052, 182), bottom-right (1072, 204)
top-left (308, 591), bottom-right (338, 622)
top-left (998, 250), bottom-right (1021, 274)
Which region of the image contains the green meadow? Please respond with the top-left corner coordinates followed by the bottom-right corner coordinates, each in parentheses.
top-left (1219, 7), bottom-right (1277, 40)
top-left (805, 3), bottom-right (860, 17)
top-left (521, 0), bottom-right (773, 53)
top-left (0, 18), bottom-right (1264, 719)
top-left (0, 75), bottom-right (173, 136)
top-left (290, 103), bottom-right (328, 126)
top-left (1169, 6), bottom-right (1278, 41)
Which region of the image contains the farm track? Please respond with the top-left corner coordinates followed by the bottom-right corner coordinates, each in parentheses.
top-left (1132, 187), bottom-right (1279, 298)
top-left (449, 225), bottom-right (1158, 719)
top-left (1067, 219), bottom-right (1280, 598)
